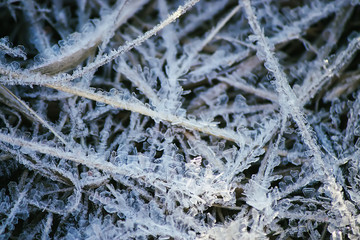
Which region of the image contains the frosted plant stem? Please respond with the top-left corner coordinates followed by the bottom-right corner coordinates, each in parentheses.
top-left (45, 83), bottom-right (247, 144)
top-left (258, 114), bottom-right (287, 183)
top-left (299, 35), bottom-right (360, 106)
top-left (173, 3), bottom-right (241, 82)
top-left (41, 213), bottom-right (53, 240)
top-left (96, 0), bottom-right (130, 55)
top-left (218, 76), bottom-right (278, 103)
top-left (56, 0), bottom-right (201, 82)
top-left (243, 0), bottom-right (354, 229)
top-left (31, 0), bottom-right (149, 75)
top-left (0, 174), bottom-right (34, 236)
top-left (0, 38), bottom-right (26, 59)
top-left (196, 4), bottom-right (241, 53)
top-left (115, 59), bottom-right (161, 106)
top-left (0, 84), bottom-right (68, 145)
top-left (324, 71), bottom-right (360, 101)
top-left (0, 0), bottom-right (199, 86)
top-left (0, 133), bottom-right (231, 217)
top-left (242, 0), bottom-right (323, 164)
top-left (0, 133), bottom-right (139, 177)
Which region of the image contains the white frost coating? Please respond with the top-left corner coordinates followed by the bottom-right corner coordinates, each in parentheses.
top-left (0, 0), bottom-right (359, 239)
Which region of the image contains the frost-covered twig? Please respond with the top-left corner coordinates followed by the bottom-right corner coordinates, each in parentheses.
top-left (0, 174), bottom-right (34, 236)
top-left (242, 0), bottom-right (323, 163)
top-left (45, 83), bottom-right (247, 144)
top-left (0, 37), bottom-right (26, 60)
top-left (0, 0), bottom-right (199, 86)
top-left (0, 133), bottom-right (135, 176)
top-left (299, 35), bottom-right (360, 105)
top-left (52, 0), bottom-right (200, 81)
top-left (0, 85), bottom-right (68, 145)
top-left (30, 0), bottom-right (150, 74)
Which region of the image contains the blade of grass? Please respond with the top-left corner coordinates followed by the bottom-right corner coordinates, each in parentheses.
top-left (0, 84), bottom-right (68, 145)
